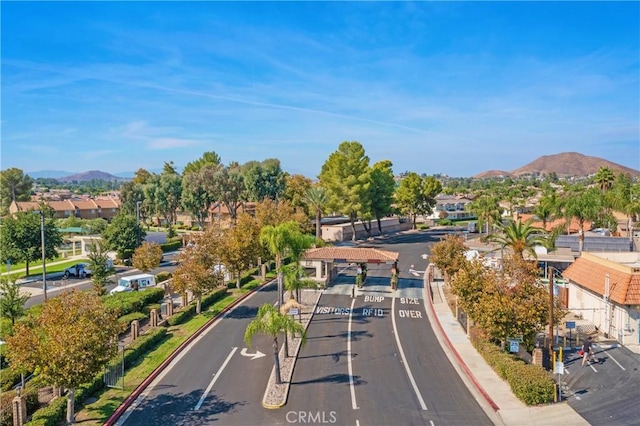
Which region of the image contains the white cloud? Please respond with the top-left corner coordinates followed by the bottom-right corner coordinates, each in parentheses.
top-left (147, 138), bottom-right (198, 149)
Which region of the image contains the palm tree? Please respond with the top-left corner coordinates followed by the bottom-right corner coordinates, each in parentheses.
top-left (260, 221), bottom-right (299, 306)
top-left (563, 188), bottom-right (603, 253)
top-left (485, 218), bottom-right (547, 261)
top-left (304, 186), bottom-right (328, 240)
top-left (593, 166), bottom-right (616, 192)
top-left (244, 303), bottom-right (306, 384)
top-left (533, 189), bottom-right (560, 231)
top-left (467, 195), bottom-right (502, 234)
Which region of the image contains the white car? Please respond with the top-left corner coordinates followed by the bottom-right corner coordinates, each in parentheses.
top-left (63, 263), bottom-right (92, 278)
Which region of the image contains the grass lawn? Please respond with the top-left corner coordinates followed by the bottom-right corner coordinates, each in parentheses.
top-left (74, 294), bottom-right (239, 424)
top-left (2, 259), bottom-right (90, 280)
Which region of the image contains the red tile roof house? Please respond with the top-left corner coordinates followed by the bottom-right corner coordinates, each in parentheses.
top-left (9, 197), bottom-right (121, 220)
top-left (562, 252), bottom-right (640, 351)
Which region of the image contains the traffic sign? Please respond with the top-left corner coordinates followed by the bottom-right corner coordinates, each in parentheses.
top-left (289, 308), bottom-right (299, 316)
top-left (565, 321), bottom-right (576, 329)
top-left (554, 361), bottom-right (565, 375)
top-left (509, 340), bottom-right (519, 353)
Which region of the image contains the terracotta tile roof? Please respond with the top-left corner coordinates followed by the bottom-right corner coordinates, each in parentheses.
top-left (303, 247), bottom-right (399, 263)
top-left (519, 213), bottom-right (592, 233)
top-left (562, 254), bottom-right (640, 305)
top-left (94, 198), bottom-right (121, 208)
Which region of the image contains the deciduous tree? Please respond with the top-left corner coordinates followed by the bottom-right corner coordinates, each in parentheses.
top-left (0, 276), bottom-right (29, 326)
top-left (101, 213), bottom-right (146, 261)
top-left (6, 290), bottom-right (121, 424)
top-left (0, 210), bottom-right (62, 276)
top-left (132, 242), bottom-right (164, 273)
top-left (0, 168), bottom-right (33, 215)
top-left (86, 240), bottom-right (115, 295)
top-left (218, 212), bottom-right (261, 288)
top-left (394, 173), bottom-right (441, 229)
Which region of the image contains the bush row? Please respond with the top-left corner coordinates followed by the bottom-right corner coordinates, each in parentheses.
top-left (167, 288), bottom-right (228, 326)
top-left (160, 241), bottom-right (181, 252)
top-left (117, 312), bottom-right (148, 330)
top-left (102, 288), bottom-right (165, 317)
top-left (473, 337), bottom-right (554, 405)
top-left (155, 271), bottom-right (172, 283)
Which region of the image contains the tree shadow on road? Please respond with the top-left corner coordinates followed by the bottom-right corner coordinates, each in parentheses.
top-left (291, 373), bottom-right (366, 386)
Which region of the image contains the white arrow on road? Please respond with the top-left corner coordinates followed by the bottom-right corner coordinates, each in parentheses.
top-left (241, 348), bottom-right (266, 360)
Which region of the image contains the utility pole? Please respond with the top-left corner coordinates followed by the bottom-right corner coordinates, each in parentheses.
top-left (37, 210), bottom-right (48, 301)
top-left (548, 266), bottom-right (554, 357)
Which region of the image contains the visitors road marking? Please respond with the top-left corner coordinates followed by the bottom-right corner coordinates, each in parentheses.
top-left (315, 306), bottom-right (351, 315)
top-left (391, 296), bottom-right (428, 411)
top-left (194, 347), bottom-right (237, 410)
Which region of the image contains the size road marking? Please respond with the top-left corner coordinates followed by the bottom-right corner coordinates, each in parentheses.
top-left (391, 296), bottom-right (428, 411)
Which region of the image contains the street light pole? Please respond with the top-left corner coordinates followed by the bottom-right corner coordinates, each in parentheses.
top-left (136, 201), bottom-right (142, 226)
top-left (39, 211), bottom-right (48, 301)
top-left (548, 266), bottom-right (554, 357)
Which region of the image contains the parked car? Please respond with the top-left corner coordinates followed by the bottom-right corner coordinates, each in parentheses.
top-left (63, 259), bottom-right (113, 279)
top-left (109, 273), bottom-right (157, 295)
top-left (63, 263), bottom-right (92, 279)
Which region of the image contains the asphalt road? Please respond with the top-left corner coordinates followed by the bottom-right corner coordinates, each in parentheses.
top-left (118, 281), bottom-right (285, 426)
top-left (283, 232), bottom-right (491, 426)
top-left (23, 253), bottom-right (180, 308)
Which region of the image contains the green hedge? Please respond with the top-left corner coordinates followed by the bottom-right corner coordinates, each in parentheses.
top-left (473, 338), bottom-right (554, 405)
top-left (28, 395), bottom-right (67, 426)
top-left (0, 366), bottom-right (22, 392)
top-left (167, 288), bottom-right (228, 326)
top-left (124, 327), bottom-right (168, 368)
top-left (242, 279), bottom-right (261, 291)
top-left (102, 288), bottom-right (165, 317)
top-left (156, 271), bottom-right (172, 283)
top-left (160, 241), bottom-right (181, 252)
top-left (117, 312), bottom-right (147, 329)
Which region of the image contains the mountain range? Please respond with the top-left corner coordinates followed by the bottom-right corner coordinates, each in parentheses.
top-left (473, 152), bottom-right (639, 179)
top-left (27, 152), bottom-right (639, 181)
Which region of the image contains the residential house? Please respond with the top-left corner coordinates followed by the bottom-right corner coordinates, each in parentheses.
top-left (9, 197), bottom-right (121, 220)
top-left (427, 195), bottom-right (477, 221)
top-left (562, 252), bottom-right (640, 350)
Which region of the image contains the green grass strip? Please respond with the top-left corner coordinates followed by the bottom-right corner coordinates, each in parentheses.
top-left (73, 294), bottom-right (239, 425)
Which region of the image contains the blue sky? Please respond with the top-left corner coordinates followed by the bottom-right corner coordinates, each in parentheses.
top-left (2, 1), bottom-right (639, 178)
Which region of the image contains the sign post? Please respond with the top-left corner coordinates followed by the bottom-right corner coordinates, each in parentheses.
top-left (565, 321), bottom-right (576, 348)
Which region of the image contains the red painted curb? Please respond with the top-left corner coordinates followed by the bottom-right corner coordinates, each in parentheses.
top-left (426, 279), bottom-right (500, 412)
top-left (104, 283), bottom-right (269, 425)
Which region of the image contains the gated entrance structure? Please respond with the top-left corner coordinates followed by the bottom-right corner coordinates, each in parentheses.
top-left (301, 247), bottom-right (399, 287)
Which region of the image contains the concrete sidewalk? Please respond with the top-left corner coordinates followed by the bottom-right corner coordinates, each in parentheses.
top-left (424, 280), bottom-right (589, 426)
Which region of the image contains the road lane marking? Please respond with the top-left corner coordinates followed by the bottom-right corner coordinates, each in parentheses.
top-left (194, 347), bottom-right (238, 410)
top-left (348, 298), bottom-right (359, 410)
top-left (391, 296), bottom-right (428, 411)
top-left (603, 351), bottom-right (626, 370)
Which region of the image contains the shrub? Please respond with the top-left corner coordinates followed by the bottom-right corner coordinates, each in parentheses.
top-left (160, 241), bottom-right (181, 252)
top-left (242, 279), bottom-right (261, 291)
top-left (0, 366), bottom-right (23, 392)
top-left (155, 271), bottom-right (172, 283)
top-left (117, 312), bottom-right (147, 329)
top-left (28, 395), bottom-right (67, 426)
top-left (167, 288), bottom-right (227, 326)
top-left (103, 288), bottom-right (165, 317)
top-left (124, 327), bottom-right (167, 367)
top-left (473, 337), bottom-right (554, 405)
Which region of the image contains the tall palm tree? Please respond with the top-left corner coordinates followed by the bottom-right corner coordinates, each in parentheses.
top-left (304, 186), bottom-right (328, 240)
top-left (467, 195), bottom-right (502, 234)
top-left (244, 303), bottom-right (306, 384)
top-left (563, 188), bottom-right (603, 253)
top-left (260, 221), bottom-right (300, 306)
top-left (485, 218), bottom-right (547, 261)
top-left (593, 166), bottom-right (616, 192)
top-left (533, 189), bottom-right (560, 231)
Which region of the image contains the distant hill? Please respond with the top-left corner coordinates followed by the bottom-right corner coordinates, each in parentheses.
top-left (474, 170), bottom-right (515, 179)
top-left (27, 170), bottom-right (76, 179)
top-left (58, 170), bottom-right (128, 182)
top-left (475, 152), bottom-right (640, 179)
